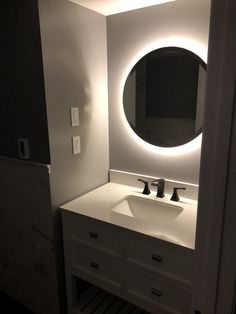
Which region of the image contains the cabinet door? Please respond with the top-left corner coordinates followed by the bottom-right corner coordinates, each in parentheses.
top-left (125, 266), bottom-right (191, 314)
top-left (64, 212), bottom-right (123, 259)
top-left (71, 244), bottom-right (123, 297)
top-left (124, 231), bottom-right (193, 286)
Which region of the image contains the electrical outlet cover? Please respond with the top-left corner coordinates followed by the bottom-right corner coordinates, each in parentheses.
top-left (18, 138), bottom-right (30, 159)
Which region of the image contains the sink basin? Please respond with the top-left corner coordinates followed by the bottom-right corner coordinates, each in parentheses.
top-left (110, 195), bottom-right (184, 245)
top-left (111, 195), bottom-right (183, 224)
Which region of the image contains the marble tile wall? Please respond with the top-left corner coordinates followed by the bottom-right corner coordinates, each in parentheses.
top-left (0, 157), bottom-right (59, 314)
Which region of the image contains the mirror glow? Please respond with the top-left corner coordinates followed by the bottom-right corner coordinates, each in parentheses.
top-left (120, 37), bottom-right (207, 156)
top-left (69, 0), bottom-right (176, 16)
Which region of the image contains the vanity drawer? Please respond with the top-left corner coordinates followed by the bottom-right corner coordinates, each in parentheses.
top-left (124, 232), bottom-right (193, 285)
top-left (71, 244), bottom-right (122, 296)
top-left (125, 266), bottom-right (191, 314)
top-left (68, 214), bottom-right (122, 259)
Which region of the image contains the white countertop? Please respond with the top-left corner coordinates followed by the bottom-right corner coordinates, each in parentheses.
top-left (60, 182), bottom-right (198, 250)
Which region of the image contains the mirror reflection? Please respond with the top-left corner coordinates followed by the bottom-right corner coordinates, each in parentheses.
top-left (123, 47), bottom-right (206, 147)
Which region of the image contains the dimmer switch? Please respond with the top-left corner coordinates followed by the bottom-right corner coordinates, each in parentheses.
top-left (70, 107), bottom-right (79, 126)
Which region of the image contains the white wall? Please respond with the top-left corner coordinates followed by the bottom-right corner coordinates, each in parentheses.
top-left (38, 1), bottom-right (109, 312)
top-left (107, 0), bottom-right (210, 184)
top-left (38, 0), bottom-right (109, 208)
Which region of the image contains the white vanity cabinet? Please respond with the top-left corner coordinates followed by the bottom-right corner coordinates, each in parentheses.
top-left (62, 210), bottom-right (193, 314)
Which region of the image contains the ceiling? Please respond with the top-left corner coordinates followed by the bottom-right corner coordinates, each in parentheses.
top-left (68, 0), bottom-right (176, 16)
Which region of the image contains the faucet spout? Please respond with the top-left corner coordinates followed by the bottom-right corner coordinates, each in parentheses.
top-left (151, 179), bottom-right (165, 198)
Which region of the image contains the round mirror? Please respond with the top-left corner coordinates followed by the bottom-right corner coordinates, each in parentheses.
top-left (123, 47), bottom-right (206, 147)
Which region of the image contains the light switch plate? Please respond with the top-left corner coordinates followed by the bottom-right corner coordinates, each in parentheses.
top-left (70, 107), bottom-right (79, 126)
top-left (72, 136), bottom-right (81, 154)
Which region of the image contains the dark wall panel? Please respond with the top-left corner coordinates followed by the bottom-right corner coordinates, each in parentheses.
top-left (0, 0), bottom-right (50, 164)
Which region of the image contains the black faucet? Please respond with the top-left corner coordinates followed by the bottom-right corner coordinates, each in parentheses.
top-left (137, 179), bottom-right (151, 195)
top-left (151, 179), bottom-right (165, 198)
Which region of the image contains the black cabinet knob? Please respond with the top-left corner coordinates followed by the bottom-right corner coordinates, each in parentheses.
top-left (152, 254), bottom-right (163, 263)
top-left (90, 262), bottom-right (99, 269)
top-left (151, 288), bottom-right (162, 297)
top-left (89, 232), bottom-right (98, 239)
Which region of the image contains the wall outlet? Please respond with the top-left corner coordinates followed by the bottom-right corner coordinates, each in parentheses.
top-left (72, 136), bottom-right (81, 154)
top-left (70, 107), bottom-right (79, 126)
top-left (18, 138), bottom-right (30, 159)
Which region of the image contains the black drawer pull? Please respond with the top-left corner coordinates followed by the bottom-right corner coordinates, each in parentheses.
top-left (152, 254), bottom-right (163, 263)
top-left (151, 288), bottom-right (162, 297)
top-left (89, 232), bottom-right (98, 239)
top-left (90, 262), bottom-right (99, 269)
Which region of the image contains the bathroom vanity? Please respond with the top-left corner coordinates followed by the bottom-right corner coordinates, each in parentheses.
top-left (61, 172), bottom-right (198, 314)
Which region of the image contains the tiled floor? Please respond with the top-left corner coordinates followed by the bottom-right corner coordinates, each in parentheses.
top-left (0, 292), bottom-right (33, 314)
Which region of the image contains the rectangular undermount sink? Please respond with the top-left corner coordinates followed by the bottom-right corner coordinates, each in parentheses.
top-left (111, 195), bottom-right (183, 223)
top-left (110, 195), bottom-right (184, 245)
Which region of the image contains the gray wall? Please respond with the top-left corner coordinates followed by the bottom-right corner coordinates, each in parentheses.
top-left (107, 0), bottom-right (210, 184)
top-left (38, 0), bottom-right (109, 208)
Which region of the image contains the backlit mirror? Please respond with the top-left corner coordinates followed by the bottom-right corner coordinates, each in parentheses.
top-left (123, 47), bottom-right (206, 147)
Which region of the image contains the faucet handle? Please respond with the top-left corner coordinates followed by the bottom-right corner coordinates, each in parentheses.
top-left (170, 187), bottom-right (186, 202)
top-left (137, 179), bottom-right (151, 195)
